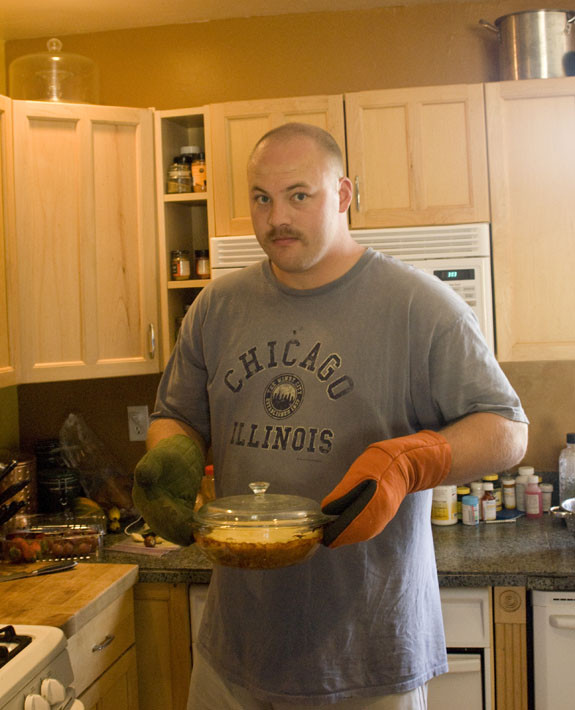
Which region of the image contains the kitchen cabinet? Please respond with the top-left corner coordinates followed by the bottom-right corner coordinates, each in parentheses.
top-left (12, 100), bottom-right (159, 383)
top-left (0, 94), bottom-right (17, 388)
top-left (134, 582), bottom-right (192, 710)
top-left (70, 588), bottom-right (139, 710)
top-left (154, 107), bottom-right (214, 363)
top-left (345, 83), bottom-right (490, 229)
top-left (210, 94), bottom-right (346, 236)
top-left (485, 77), bottom-right (575, 361)
top-left (493, 587), bottom-right (528, 710)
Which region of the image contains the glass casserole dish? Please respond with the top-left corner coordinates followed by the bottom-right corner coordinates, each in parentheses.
top-left (192, 482), bottom-right (334, 569)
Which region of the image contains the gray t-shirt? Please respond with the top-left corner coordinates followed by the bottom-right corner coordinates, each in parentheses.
top-left (153, 248), bottom-right (526, 704)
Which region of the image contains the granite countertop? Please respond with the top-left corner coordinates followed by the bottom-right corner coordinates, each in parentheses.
top-left (103, 514), bottom-right (575, 591)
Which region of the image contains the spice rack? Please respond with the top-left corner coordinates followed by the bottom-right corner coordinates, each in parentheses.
top-left (154, 107), bottom-right (215, 365)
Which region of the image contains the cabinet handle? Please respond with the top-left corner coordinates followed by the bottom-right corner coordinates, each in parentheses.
top-left (92, 634), bottom-right (115, 652)
top-left (354, 176), bottom-right (361, 212)
top-left (148, 323), bottom-right (156, 359)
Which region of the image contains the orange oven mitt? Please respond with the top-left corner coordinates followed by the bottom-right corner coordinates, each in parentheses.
top-left (321, 430), bottom-right (451, 548)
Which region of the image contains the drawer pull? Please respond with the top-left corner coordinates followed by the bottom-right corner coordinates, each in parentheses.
top-left (92, 634), bottom-right (115, 652)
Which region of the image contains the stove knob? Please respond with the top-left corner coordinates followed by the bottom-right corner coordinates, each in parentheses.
top-left (24, 695), bottom-right (51, 710)
top-left (41, 677), bottom-right (67, 703)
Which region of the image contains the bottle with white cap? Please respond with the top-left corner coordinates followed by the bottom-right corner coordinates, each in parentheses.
top-left (516, 466), bottom-right (533, 512)
top-left (525, 476), bottom-right (543, 518)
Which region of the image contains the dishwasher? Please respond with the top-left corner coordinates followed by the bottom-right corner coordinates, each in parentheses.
top-left (532, 590), bottom-right (575, 708)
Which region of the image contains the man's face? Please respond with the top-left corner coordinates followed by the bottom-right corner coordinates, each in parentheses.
top-left (247, 135), bottom-right (350, 288)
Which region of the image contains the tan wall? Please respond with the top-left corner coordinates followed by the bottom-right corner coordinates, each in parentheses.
top-left (3, 1), bottom-right (559, 109)
top-left (5, 1), bottom-right (575, 475)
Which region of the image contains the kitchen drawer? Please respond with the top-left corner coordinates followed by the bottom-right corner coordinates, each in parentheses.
top-left (68, 589), bottom-right (135, 695)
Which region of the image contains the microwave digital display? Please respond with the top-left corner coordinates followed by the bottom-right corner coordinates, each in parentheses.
top-left (433, 268), bottom-right (475, 282)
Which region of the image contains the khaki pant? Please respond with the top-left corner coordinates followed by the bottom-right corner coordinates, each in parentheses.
top-left (187, 650), bottom-right (428, 710)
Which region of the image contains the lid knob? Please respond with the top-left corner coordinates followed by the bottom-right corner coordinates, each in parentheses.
top-left (249, 482), bottom-right (270, 496)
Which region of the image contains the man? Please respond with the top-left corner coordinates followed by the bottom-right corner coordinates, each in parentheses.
top-left (133, 122), bottom-right (528, 709)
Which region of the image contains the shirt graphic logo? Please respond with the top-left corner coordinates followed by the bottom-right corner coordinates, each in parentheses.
top-left (263, 373), bottom-right (304, 420)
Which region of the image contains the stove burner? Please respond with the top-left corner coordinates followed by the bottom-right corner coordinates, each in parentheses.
top-left (0, 625), bottom-right (32, 668)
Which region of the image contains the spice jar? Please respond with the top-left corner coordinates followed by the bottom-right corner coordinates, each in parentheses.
top-left (171, 250), bottom-right (191, 280)
top-left (192, 152), bottom-right (207, 192)
top-left (195, 250), bottom-right (210, 279)
top-left (166, 156), bottom-right (192, 194)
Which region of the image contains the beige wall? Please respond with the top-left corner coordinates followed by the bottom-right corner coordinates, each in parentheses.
top-left (4, 1), bottom-right (575, 474)
top-left (3, 1), bottom-right (558, 109)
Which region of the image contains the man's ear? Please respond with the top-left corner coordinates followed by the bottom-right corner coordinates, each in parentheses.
top-left (338, 176), bottom-right (354, 213)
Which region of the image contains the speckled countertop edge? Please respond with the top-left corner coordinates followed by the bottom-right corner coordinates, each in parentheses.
top-left (102, 514), bottom-right (575, 591)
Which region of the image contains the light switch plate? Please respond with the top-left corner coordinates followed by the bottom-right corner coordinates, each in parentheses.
top-left (127, 405), bottom-right (149, 441)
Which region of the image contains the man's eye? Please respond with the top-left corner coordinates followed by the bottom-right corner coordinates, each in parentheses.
top-left (254, 195), bottom-right (270, 205)
top-left (292, 192), bottom-right (308, 202)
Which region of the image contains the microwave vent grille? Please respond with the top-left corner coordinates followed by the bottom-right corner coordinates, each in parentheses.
top-left (351, 223), bottom-right (490, 261)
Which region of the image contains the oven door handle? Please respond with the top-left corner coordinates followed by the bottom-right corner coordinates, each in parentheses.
top-left (549, 614), bottom-right (575, 631)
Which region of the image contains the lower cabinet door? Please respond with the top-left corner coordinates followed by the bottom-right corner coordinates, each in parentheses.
top-left (428, 653), bottom-right (483, 710)
top-left (78, 645), bottom-right (138, 710)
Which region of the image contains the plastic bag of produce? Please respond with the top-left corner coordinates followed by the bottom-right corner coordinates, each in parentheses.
top-left (59, 413), bottom-right (135, 517)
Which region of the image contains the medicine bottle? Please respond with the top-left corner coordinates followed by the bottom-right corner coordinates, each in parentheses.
top-left (462, 495), bottom-right (479, 526)
top-left (559, 433), bottom-right (575, 504)
top-left (431, 485), bottom-right (458, 526)
top-left (483, 474), bottom-right (501, 511)
top-left (525, 476), bottom-right (543, 518)
top-left (457, 486), bottom-right (470, 521)
top-left (170, 250), bottom-right (191, 280)
top-left (470, 481), bottom-right (484, 517)
top-left (501, 477), bottom-right (516, 510)
top-left (540, 482), bottom-right (554, 512)
top-left (516, 467), bottom-right (534, 512)
top-left (481, 482), bottom-right (497, 521)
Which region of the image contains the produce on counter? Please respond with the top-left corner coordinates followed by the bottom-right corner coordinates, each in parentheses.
top-left (2, 527), bottom-right (102, 564)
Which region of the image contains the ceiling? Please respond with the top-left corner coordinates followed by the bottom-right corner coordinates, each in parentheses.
top-left (1, 0), bottom-right (465, 41)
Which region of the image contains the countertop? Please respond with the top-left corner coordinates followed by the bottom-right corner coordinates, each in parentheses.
top-left (103, 514), bottom-right (575, 591)
top-left (0, 562), bottom-right (138, 637)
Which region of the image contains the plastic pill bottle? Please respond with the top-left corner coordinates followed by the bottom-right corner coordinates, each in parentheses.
top-left (431, 485), bottom-right (458, 526)
top-left (481, 482), bottom-right (497, 521)
top-left (525, 475), bottom-right (543, 519)
top-left (462, 495), bottom-right (480, 526)
top-left (501, 477), bottom-right (516, 510)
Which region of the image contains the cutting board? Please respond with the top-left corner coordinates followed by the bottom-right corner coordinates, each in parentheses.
top-left (0, 562), bottom-right (138, 637)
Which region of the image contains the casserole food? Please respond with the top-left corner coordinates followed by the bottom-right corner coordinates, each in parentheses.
top-left (192, 482), bottom-right (334, 569)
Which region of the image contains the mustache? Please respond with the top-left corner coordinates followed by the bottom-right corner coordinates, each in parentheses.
top-left (266, 226), bottom-right (303, 240)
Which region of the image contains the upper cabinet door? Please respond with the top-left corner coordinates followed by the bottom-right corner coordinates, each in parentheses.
top-left (13, 101), bottom-right (159, 383)
top-left (0, 94), bottom-right (17, 389)
top-left (345, 84), bottom-right (490, 228)
top-left (210, 95), bottom-right (345, 236)
top-left (486, 77), bottom-right (575, 362)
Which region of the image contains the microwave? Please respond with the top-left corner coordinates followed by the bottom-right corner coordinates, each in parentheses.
top-left (210, 223), bottom-right (494, 352)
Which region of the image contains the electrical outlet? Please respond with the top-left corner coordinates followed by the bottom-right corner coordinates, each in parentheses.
top-left (127, 405), bottom-right (149, 442)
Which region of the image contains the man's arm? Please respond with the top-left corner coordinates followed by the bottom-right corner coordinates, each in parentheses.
top-left (441, 412), bottom-right (528, 485)
top-left (146, 417), bottom-right (206, 454)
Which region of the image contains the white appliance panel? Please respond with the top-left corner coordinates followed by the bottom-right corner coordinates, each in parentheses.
top-left (210, 223), bottom-right (494, 350)
top-left (532, 590), bottom-right (575, 709)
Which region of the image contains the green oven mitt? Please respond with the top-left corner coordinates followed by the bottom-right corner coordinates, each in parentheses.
top-left (132, 434), bottom-right (205, 546)
top-left (321, 430), bottom-right (451, 548)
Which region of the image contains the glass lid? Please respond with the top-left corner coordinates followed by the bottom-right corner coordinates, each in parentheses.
top-left (194, 482), bottom-right (332, 527)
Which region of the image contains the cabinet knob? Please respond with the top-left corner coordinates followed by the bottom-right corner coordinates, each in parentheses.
top-left (92, 633), bottom-right (115, 652)
top-left (354, 176), bottom-right (361, 212)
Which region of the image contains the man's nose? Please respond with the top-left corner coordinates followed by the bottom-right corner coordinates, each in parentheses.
top-left (267, 200), bottom-right (290, 227)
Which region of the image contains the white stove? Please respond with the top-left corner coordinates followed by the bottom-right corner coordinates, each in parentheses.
top-left (0, 624), bottom-right (84, 710)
